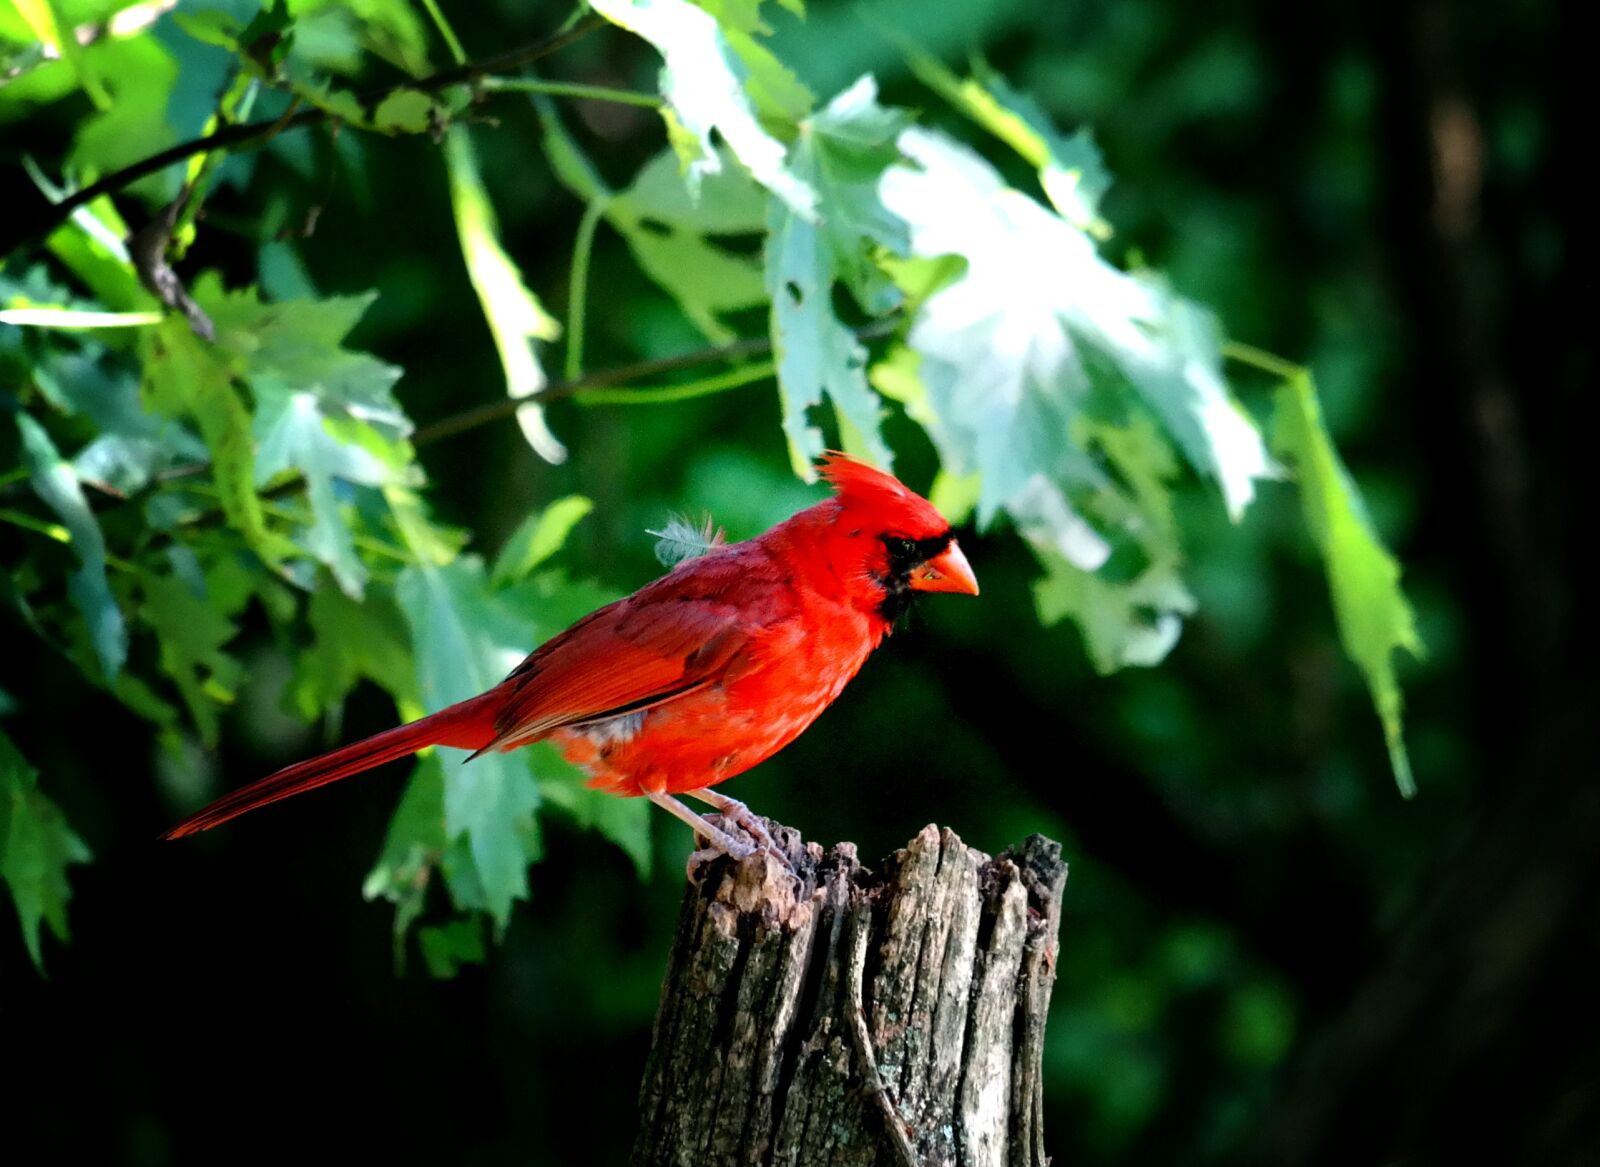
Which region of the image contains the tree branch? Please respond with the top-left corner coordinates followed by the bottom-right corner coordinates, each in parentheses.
top-left (411, 318), bottom-right (900, 446)
top-left (4, 14), bottom-right (607, 256)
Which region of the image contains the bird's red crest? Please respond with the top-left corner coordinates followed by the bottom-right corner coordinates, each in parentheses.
top-left (818, 452), bottom-right (948, 534)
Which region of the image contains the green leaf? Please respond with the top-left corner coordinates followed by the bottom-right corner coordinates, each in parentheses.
top-left (363, 752), bottom-right (446, 962)
top-left (906, 51), bottom-right (1112, 236)
top-left (1034, 552), bottom-right (1196, 673)
top-left (16, 413), bottom-right (127, 679)
top-left (393, 552), bottom-right (542, 928)
top-left (766, 77), bottom-right (908, 476)
top-left (538, 104), bottom-right (768, 346)
top-left (193, 276), bottom-right (412, 589)
top-left (590, 0), bottom-right (815, 215)
top-left (620, 145), bottom-right (770, 233)
top-left (1, 728), bottom-right (91, 972)
top-left (444, 126), bottom-right (565, 463)
top-left (201, 282), bottom-right (408, 438)
top-left (9, 0), bottom-right (109, 108)
top-left (172, 9), bottom-right (244, 49)
top-left (142, 316), bottom-right (295, 567)
top-left (290, 578), bottom-right (417, 722)
top-left (373, 88), bottom-right (435, 134)
top-left (418, 916), bottom-right (487, 978)
top-left (880, 126), bottom-right (1271, 531)
top-left (490, 495), bottom-right (593, 589)
top-left (253, 378), bottom-right (394, 597)
top-left (611, 144), bottom-right (771, 343)
top-left (1272, 371), bottom-right (1423, 795)
top-left (140, 571), bottom-right (244, 747)
top-left (71, 35), bottom-right (179, 197)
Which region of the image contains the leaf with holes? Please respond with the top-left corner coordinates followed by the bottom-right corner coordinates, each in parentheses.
top-left (766, 77), bottom-right (909, 476)
top-left (591, 0), bottom-right (814, 214)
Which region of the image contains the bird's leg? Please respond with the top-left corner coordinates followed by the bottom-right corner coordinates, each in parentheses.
top-left (685, 789), bottom-right (781, 857)
top-left (645, 790), bottom-right (756, 863)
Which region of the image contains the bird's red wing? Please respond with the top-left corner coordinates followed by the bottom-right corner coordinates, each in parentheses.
top-left (480, 584), bottom-right (765, 752)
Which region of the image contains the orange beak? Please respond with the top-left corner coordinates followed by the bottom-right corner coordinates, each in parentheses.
top-left (908, 539), bottom-right (979, 596)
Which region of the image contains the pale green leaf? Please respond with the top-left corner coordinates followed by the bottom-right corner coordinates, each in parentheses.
top-left (142, 316), bottom-right (294, 566)
top-left (879, 126), bottom-right (1271, 535)
top-left (906, 50), bottom-right (1112, 236)
top-left (393, 552), bottom-right (542, 928)
top-left (444, 126), bottom-right (565, 463)
top-left (1273, 371), bottom-right (1423, 795)
top-left (373, 88), bottom-right (435, 134)
top-left (620, 145), bottom-right (770, 233)
top-left (0, 729), bottom-right (91, 972)
top-left (490, 495), bottom-right (593, 589)
top-left (16, 413), bottom-right (126, 679)
top-left (196, 276), bottom-right (412, 589)
top-left (590, 0), bottom-right (815, 215)
top-left (201, 282), bottom-right (408, 438)
top-left (766, 77), bottom-right (908, 476)
top-left (254, 379), bottom-right (394, 597)
top-left (292, 581), bottom-right (418, 721)
top-left (0, 307), bottom-right (162, 328)
top-left (1034, 550), bottom-right (1196, 672)
top-left (610, 146), bottom-right (770, 341)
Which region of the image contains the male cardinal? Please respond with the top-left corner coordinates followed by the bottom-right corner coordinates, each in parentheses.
top-left (164, 453), bottom-right (978, 860)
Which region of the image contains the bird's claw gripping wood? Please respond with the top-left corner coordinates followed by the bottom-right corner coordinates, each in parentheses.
top-left (653, 789), bottom-right (799, 879)
top-left (688, 789), bottom-right (782, 854)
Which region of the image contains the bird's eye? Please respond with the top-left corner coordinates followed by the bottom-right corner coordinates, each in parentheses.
top-left (887, 537), bottom-right (919, 561)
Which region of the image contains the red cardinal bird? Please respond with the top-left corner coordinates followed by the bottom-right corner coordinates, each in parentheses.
top-left (164, 453), bottom-right (978, 859)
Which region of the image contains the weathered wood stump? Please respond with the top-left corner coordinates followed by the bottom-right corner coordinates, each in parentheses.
top-left (632, 823), bottom-right (1068, 1167)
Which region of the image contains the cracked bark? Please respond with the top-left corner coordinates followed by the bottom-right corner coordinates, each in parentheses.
top-left (631, 823), bottom-right (1067, 1167)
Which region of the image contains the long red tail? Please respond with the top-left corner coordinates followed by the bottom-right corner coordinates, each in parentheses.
top-left (163, 694), bottom-right (500, 839)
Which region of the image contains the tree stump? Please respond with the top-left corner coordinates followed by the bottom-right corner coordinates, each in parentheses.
top-left (632, 823), bottom-right (1068, 1167)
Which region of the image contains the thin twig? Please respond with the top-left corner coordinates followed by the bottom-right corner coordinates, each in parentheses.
top-left (845, 900), bottom-right (923, 1167)
top-left (412, 318), bottom-right (900, 446)
top-left (6, 14), bottom-right (606, 254)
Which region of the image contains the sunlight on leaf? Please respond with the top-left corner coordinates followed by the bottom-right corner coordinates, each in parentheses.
top-left (491, 495), bottom-right (594, 589)
top-left (0, 307), bottom-right (162, 328)
top-left (444, 126), bottom-right (566, 463)
top-left (905, 50), bottom-right (1112, 237)
top-left (392, 546), bottom-right (543, 929)
top-left (1273, 371), bottom-right (1423, 795)
top-left (881, 126), bottom-right (1271, 528)
top-left (766, 77), bottom-right (907, 476)
top-left (591, 0), bottom-right (815, 214)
